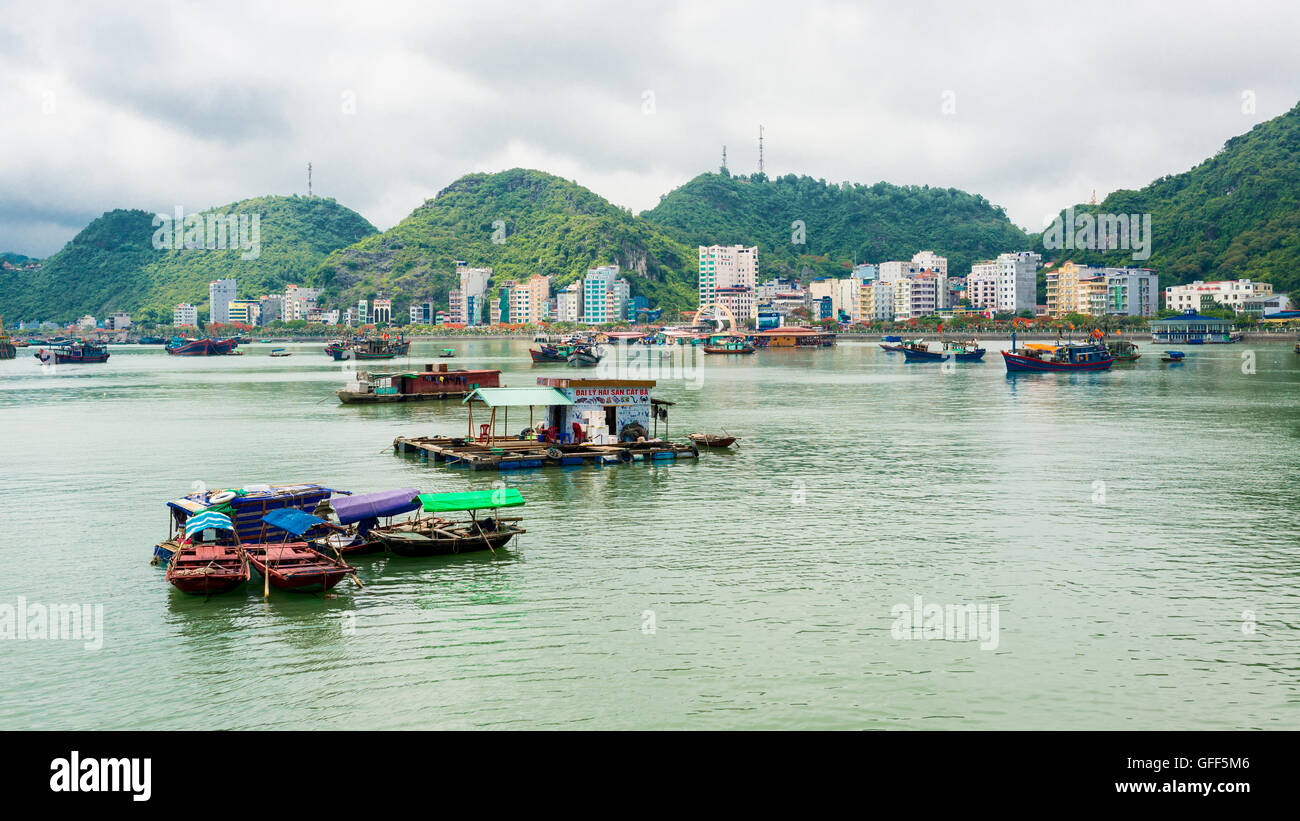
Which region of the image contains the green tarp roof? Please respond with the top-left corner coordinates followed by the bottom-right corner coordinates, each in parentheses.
top-left (463, 387), bottom-right (572, 407)
top-left (417, 489), bottom-right (526, 512)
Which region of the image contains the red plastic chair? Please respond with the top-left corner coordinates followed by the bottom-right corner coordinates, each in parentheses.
top-left (478, 423), bottom-right (491, 443)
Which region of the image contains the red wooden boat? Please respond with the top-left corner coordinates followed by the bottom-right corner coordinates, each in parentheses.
top-left (166, 544), bottom-right (250, 595)
top-left (241, 543), bottom-right (354, 593)
top-left (166, 337), bottom-right (238, 356)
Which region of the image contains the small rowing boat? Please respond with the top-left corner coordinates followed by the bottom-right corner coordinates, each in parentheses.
top-left (165, 511), bottom-right (250, 596)
top-left (373, 489), bottom-right (526, 557)
top-left (242, 509), bottom-right (357, 593)
top-left (1160, 350), bottom-right (1185, 363)
top-left (688, 432), bottom-right (738, 448)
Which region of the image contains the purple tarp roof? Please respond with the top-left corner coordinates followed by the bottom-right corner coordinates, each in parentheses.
top-left (329, 488), bottom-right (420, 524)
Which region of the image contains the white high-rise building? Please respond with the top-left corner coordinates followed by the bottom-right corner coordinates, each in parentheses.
top-left (993, 252), bottom-right (1041, 314)
top-left (556, 282), bottom-right (582, 322)
top-left (208, 278), bottom-right (236, 324)
top-left (699, 245), bottom-right (758, 319)
top-left (877, 261), bottom-right (920, 282)
top-left (283, 285), bottom-right (321, 321)
top-left (1165, 279), bottom-right (1272, 313)
top-left (173, 303), bottom-right (198, 327)
top-left (448, 265), bottom-right (493, 325)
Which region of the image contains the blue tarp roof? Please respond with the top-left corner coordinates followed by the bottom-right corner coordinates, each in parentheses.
top-left (261, 508), bottom-right (329, 538)
top-left (1152, 313), bottom-right (1230, 323)
top-left (185, 511), bottom-right (234, 537)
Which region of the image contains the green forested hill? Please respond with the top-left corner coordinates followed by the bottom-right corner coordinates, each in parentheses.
top-left (1034, 101), bottom-right (1300, 295)
top-left (642, 171), bottom-right (1031, 279)
top-left (0, 196), bottom-right (376, 322)
top-left (313, 169), bottom-right (699, 315)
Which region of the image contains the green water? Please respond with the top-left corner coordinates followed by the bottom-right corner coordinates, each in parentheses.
top-left (1, 339), bottom-right (1297, 730)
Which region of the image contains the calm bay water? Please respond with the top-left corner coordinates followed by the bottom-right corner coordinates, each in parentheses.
top-left (1, 338), bottom-right (1297, 730)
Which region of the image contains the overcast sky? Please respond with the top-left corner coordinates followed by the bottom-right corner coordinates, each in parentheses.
top-left (2, 0), bottom-right (1299, 257)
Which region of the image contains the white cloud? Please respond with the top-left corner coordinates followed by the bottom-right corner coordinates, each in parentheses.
top-left (1, 0), bottom-right (1298, 256)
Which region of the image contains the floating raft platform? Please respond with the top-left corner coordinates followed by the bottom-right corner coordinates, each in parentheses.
top-left (392, 436), bottom-right (699, 471)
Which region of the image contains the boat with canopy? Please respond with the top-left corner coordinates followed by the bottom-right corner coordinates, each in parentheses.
top-left (316, 488), bottom-right (422, 555)
top-left (373, 489), bottom-right (526, 557)
top-left (164, 511), bottom-right (251, 596)
top-left (240, 509), bottom-right (358, 593)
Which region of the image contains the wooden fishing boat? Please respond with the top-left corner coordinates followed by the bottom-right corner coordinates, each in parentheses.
top-left (0, 317), bottom-right (16, 360)
top-left (901, 339), bottom-right (986, 362)
top-left (1107, 339), bottom-right (1142, 362)
top-left (567, 344), bottom-right (602, 367)
top-left (688, 432), bottom-right (738, 448)
top-left (703, 340), bottom-right (756, 355)
top-left (336, 365), bottom-right (500, 404)
top-left (34, 339), bottom-right (110, 364)
top-left (269, 347), bottom-right (292, 357)
top-left (439, 348), bottom-right (456, 358)
top-left (1002, 333), bottom-right (1113, 372)
top-left (242, 543), bottom-right (353, 592)
top-left (529, 345), bottom-right (570, 363)
top-left (315, 488), bottom-right (421, 555)
top-left (374, 489), bottom-right (526, 557)
top-left (1160, 350), bottom-right (1186, 363)
top-left (166, 337), bottom-right (238, 356)
top-left (138, 335), bottom-right (165, 344)
top-left (165, 511), bottom-right (251, 595)
top-left (330, 335), bottom-right (409, 361)
top-left (153, 483), bottom-right (345, 565)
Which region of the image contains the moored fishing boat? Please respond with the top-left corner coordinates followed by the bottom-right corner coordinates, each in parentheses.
top-left (439, 348), bottom-right (456, 358)
top-left (336, 364), bottom-right (501, 404)
top-left (330, 334), bottom-right (409, 361)
top-left (34, 338), bottom-right (110, 364)
top-left (1107, 339), bottom-right (1142, 362)
top-left (702, 338), bottom-right (756, 355)
top-left (165, 511), bottom-right (250, 595)
top-left (152, 483), bottom-right (345, 565)
top-left (1002, 332), bottom-right (1114, 372)
top-left (0, 317), bottom-right (16, 360)
top-left (242, 511), bottom-right (356, 593)
top-left (374, 489), bottom-right (526, 557)
top-left (315, 488), bottom-right (422, 555)
top-left (165, 337), bottom-right (238, 356)
top-left (566, 343), bottom-right (602, 367)
top-left (269, 347), bottom-right (291, 357)
top-left (688, 432), bottom-right (738, 448)
top-left (1160, 350), bottom-right (1186, 363)
top-left (901, 339), bottom-right (986, 362)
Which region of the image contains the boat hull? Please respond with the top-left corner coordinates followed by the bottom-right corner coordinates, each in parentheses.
top-left (530, 347), bottom-right (568, 363)
top-left (167, 338), bottom-right (238, 356)
top-left (702, 346), bottom-right (755, 355)
top-left (166, 546), bottom-right (250, 595)
top-left (901, 348), bottom-right (985, 362)
top-left (1002, 351), bottom-right (1114, 372)
top-left (243, 544), bottom-right (352, 592)
top-left (378, 528), bottom-right (521, 557)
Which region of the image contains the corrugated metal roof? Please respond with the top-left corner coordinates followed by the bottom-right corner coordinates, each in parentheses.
top-left (463, 387), bottom-right (573, 407)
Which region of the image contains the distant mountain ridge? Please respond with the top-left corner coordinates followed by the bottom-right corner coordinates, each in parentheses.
top-left (5, 100), bottom-right (1300, 323)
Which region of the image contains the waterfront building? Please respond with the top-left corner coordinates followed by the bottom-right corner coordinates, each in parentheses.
top-left (860, 280), bottom-right (895, 322)
top-left (535, 377), bottom-right (655, 444)
top-left (173, 303), bottom-right (198, 327)
top-left (557, 282), bottom-right (582, 322)
top-left (582, 265), bottom-right (629, 325)
top-left (1149, 310), bottom-right (1233, 343)
top-left (699, 244), bottom-right (758, 319)
top-left (208, 278), bottom-right (236, 325)
top-left (1165, 279), bottom-right (1274, 314)
top-left (967, 262), bottom-right (998, 309)
top-left (992, 252), bottom-right (1040, 314)
top-left (1104, 268), bottom-right (1159, 317)
top-left (283, 285), bottom-right (321, 321)
top-left (448, 264), bottom-right (492, 325)
top-left (490, 281), bottom-right (517, 325)
top-left (227, 299), bottom-right (261, 326)
top-left (714, 286), bottom-right (756, 325)
top-left (258, 294), bottom-right (284, 323)
top-left (892, 273), bottom-right (944, 320)
top-left (1045, 261), bottom-right (1103, 316)
top-left (1240, 292), bottom-right (1291, 318)
top-left (371, 298), bottom-right (392, 325)
top-left (106, 311), bottom-right (131, 330)
top-left (357, 299), bottom-right (368, 326)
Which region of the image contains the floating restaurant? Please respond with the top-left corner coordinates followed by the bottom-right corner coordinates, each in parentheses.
top-left (752, 326), bottom-right (836, 347)
top-left (392, 377), bottom-right (696, 470)
top-left (1149, 310), bottom-right (1233, 344)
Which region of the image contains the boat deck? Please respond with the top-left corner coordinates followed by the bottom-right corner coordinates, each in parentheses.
top-left (392, 435), bottom-right (699, 471)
